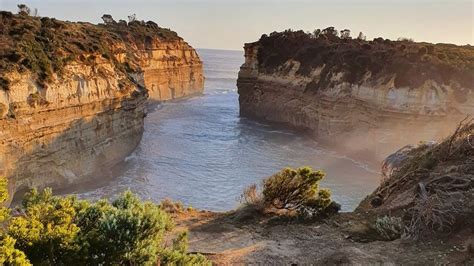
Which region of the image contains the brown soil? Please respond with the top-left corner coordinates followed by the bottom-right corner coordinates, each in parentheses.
top-left (172, 209), bottom-right (474, 265)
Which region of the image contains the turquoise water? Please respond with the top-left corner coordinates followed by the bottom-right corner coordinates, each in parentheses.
top-left (69, 49), bottom-right (378, 211)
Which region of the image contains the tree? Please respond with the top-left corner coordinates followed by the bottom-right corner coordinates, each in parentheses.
top-left (128, 13), bottom-right (137, 23)
top-left (146, 20), bottom-right (159, 30)
top-left (263, 167), bottom-right (326, 210)
top-left (313, 29), bottom-right (321, 38)
top-left (17, 4), bottom-right (31, 15)
top-left (243, 167), bottom-right (341, 217)
top-left (322, 27), bottom-right (338, 37)
top-left (101, 14), bottom-right (116, 25)
top-left (340, 29), bottom-right (351, 39)
top-left (357, 32), bottom-right (366, 41)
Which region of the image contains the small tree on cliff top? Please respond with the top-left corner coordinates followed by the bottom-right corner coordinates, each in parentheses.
top-left (322, 27), bottom-right (338, 37)
top-left (357, 32), bottom-right (367, 41)
top-left (340, 29), bottom-right (351, 39)
top-left (242, 167), bottom-right (340, 217)
top-left (17, 4), bottom-right (30, 15)
top-left (101, 14), bottom-right (116, 25)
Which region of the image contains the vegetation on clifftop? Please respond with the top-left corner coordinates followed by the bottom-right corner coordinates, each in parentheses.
top-left (0, 7), bottom-right (181, 90)
top-left (359, 119), bottom-right (474, 239)
top-left (241, 167), bottom-right (340, 218)
top-left (252, 28), bottom-right (473, 94)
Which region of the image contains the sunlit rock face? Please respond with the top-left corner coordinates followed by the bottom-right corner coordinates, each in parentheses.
top-left (142, 40), bottom-right (204, 101)
top-left (237, 31), bottom-right (474, 161)
top-left (0, 13), bottom-right (203, 201)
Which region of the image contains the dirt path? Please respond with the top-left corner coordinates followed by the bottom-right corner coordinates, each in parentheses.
top-left (173, 210), bottom-right (474, 265)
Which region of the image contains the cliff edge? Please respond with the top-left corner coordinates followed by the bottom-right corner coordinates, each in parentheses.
top-left (172, 122), bottom-right (474, 264)
top-left (237, 29), bottom-right (474, 160)
top-left (0, 12), bottom-right (204, 200)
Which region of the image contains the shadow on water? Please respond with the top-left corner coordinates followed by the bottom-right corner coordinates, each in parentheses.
top-left (6, 92), bottom-right (146, 205)
top-left (7, 49), bottom-right (381, 212)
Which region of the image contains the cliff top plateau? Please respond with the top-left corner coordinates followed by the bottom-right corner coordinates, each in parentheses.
top-left (246, 28), bottom-right (473, 94)
top-left (0, 11), bottom-right (185, 91)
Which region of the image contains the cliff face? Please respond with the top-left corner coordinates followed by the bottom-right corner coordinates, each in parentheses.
top-left (237, 30), bottom-right (474, 160)
top-left (0, 12), bottom-right (203, 200)
top-left (142, 40), bottom-right (204, 101)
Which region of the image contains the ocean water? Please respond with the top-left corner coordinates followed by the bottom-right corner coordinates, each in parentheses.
top-left (68, 49), bottom-right (379, 211)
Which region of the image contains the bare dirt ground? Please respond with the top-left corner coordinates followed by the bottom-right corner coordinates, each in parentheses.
top-left (172, 210), bottom-right (474, 265)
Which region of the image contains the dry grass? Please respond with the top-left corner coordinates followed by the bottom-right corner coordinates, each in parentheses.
top-left (239, 184), bottom-right (264, 211)
top-left (159, 198), bottom-right (186, 214)
top-left (367, 119), bottom-right (474, 238)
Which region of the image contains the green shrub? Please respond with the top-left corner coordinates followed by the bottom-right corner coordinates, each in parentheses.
top-left (0, 177), bottom-right (10, 222)
top-left (75, 191), bottom-right (176, 265)
top-left (8, 188), bottom-right (82, 264)
top-left (243, 167), bottom-right (340, 218)
top-left (373, 216), bottom-right (403, 240)
top-left (0, 235), bottom-right (30, 265)
top-left (0, 177), bottom-right (31, 265)
top-left (0, 180), bottom-right (210, 265)
top-left (160, 230), bottom-right (210, 265)
top-left (160, 249), bottom-right (210, 265)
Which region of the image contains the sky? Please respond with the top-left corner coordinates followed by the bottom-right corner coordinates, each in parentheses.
top-left (1, 0), bottom-right (473, 50)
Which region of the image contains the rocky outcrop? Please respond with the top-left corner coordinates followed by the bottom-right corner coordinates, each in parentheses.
top-left (357, 122), bottom-right (473, 237)
top-left (237, 30), bottom-right (474, 160)
top-left (0, 12), bottom-right (203, 200)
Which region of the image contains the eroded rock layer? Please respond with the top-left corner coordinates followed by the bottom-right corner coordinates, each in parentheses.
top-left (0, 12), bottom-right (203, 199)
top-left (237, 30), bottom-right (474, 160)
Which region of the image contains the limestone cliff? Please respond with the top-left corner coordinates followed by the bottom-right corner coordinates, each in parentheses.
top-left (0, 12), bottom-right (203, 200)
top-left (237, 29), bottom-right (474, 160)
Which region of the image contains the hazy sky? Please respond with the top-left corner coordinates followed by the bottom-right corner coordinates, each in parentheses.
top-left (1, 0), bottom-right (472, 50)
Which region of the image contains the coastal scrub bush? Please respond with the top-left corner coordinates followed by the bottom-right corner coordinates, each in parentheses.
top-left (0, 177), bottom-right (31, 265)
top-left (242, 167), bottom-right (340, 218)
top-left (373, 216), bottom-right (403, 241)
top-left (0, 179), bottom-right (210, 265)
top-left (263, 167), bottom-right (333, 211)
top-left (159, 198), bottom-right (185, 213)
top-left (160, 230), bottom-right (210, 265)
top-left (8, 188), bottom-right (82, 264)
top-left (74, 191), bottom-right (175, 265)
